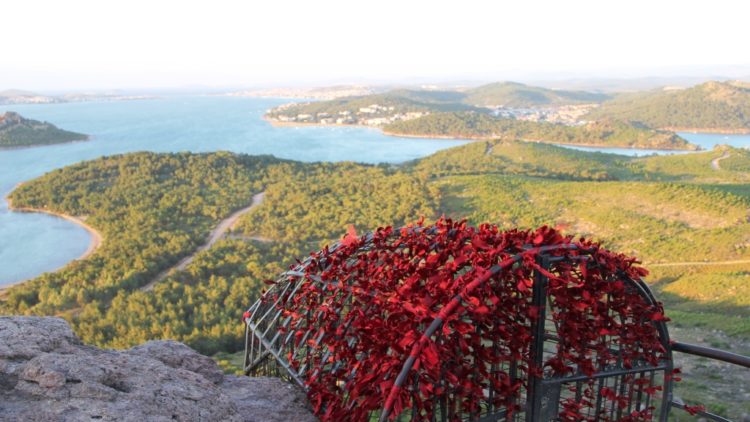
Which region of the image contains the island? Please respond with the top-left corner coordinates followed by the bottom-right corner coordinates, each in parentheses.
top-left (264, 82), bottom-right (699, 150)
top-left (0, 111), bottom-right (89, 148)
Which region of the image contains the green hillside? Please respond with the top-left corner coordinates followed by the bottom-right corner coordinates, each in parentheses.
top-left (0, 111), bottom-right (88, 147)
top-left (385, 111), bottom-right (697, 150)
top-left (586, 81), bottom-right (750, 131)
top-left (266, 89), bottom-right (479, 118)
top-left (3, 143), bottom-right (748, 417)
top-left (463, 81), bottom-right (609, 107)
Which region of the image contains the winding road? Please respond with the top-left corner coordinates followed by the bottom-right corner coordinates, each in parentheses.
top-left (711, 151), bottom-right (730, 170)
top-left (141, 192), bottom-right (265, 291)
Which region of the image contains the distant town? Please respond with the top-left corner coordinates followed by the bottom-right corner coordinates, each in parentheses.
top-left (269, 102), bottom-right (431, 127)
top-left (267, 102), bottom-right (597, 128)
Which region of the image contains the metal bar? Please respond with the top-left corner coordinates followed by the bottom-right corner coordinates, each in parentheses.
top-left (526, 255), bottom-right (549, 422)
top-left (671, 399), bottom-right (732, 422)
top-left (541, 364), bottom-right (669, 385)
top-left (672, 342), bottom-right (750, 368)
top-left (246, 321), bottom-right (307, 388)
top-left (244, 349), bottom-right (272, 373)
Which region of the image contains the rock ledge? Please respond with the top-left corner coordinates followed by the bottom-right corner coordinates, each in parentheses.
top-left (0, 316), bottom-right (316, 421)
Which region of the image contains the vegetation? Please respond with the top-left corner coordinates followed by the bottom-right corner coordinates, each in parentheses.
top-left (265, 89), bottom-right (479, 119)
top-left (2, 140), bottom-right (748, 417)
top-left (385, 111), bottom-right (697, 150)
top-left (462, 81), bottom-right (609, 107)
top-left (586, 81), bottom-right (750, 131)
top-left (0, 111), bottom-right (88, 147)
top-left (1, 153), bottom-right (436, 354)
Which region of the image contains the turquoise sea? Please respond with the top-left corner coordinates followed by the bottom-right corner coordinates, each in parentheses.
top-left (0, 96), bottom-right (470, 286)
top-left (0, 96), bottom-right (747, 286)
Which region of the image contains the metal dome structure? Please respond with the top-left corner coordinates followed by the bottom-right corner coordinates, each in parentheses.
top-left (242, 219), bottom-right (748, 421)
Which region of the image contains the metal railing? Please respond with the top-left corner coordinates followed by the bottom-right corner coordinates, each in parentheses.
top-left (669, 341), bottom-right (750, 422)
top-left (242, 227), bottom-right (750, 421)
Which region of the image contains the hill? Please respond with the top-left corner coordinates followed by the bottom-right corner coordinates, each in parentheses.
top-left (462, 81), bottom-right (610, 107)
top-left (3, 145), bottom-right (748, 416)
top-left (265, 88), bottom-right (480, 126)
top-left (384, 111), bottom-right (697, 150)
top-left (0, 112), bottom-right (88, 147)
top-left (586, 81), bottom-right (750, 132)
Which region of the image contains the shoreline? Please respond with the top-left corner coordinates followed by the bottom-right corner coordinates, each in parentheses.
top-left (665, 127), bottom-right (750, 135)
top-left (0, 135), bottom-right (92, 151)
top-left (266, 117), bottom-right (700, 151)
top-left (2, 189), bottom-right (103, 289)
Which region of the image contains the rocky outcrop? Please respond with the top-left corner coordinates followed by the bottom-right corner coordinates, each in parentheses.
top-left (0, 316), bottom-right (316, 422)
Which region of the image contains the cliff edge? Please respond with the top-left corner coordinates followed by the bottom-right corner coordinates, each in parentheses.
top-left (0, 316), bottom-right (316, 421)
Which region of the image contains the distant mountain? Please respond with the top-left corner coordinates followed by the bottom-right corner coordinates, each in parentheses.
top-left (0, 89), bottom-right (41, 97)
top-left (0, 112), bottom-right (88, 147)
top-left (586, 81), bottom-right (750, 132)
top-left (462, 82), bottom-right (610, 107)
top-left (0, 89), bottom-right (157, 105)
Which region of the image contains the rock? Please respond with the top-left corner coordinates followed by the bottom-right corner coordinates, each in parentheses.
top-left (127, 340), bottom-right (225, 385)
top-left (0, 316), bottom-right (81, 360)
top-left (222, 376), bottom-right (317, 422)
top-left (0, 317), bottom-right (316, 422)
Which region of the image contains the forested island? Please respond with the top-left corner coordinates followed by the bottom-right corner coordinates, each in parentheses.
top-left (0, 112), bottom-right (88, 147)
top-left (586, 81), bottom-right (750, 132)
top-left (2, 144), bottom-right (749, 415)
top-left (383, 112), bottom-right (696, 150)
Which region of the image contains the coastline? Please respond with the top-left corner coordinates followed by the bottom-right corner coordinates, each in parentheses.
top-left (665, 127), bottom-right (750, 135)
top-left (266, 117), bottom-right (699, 151)
top-left (0, 135), bottom-right (92, 151)
top-left (2, 188), bottom-right (103, 289)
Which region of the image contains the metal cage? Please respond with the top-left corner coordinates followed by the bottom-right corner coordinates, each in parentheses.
top-left (242, 226), bottom-right (749, 421)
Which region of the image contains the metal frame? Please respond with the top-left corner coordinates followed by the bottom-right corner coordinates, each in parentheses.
top-left (242, 228), bottom-right (748, 421)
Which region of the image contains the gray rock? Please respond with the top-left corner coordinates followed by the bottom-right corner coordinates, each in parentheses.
top-left (0, 316), bottom-right (316, 422)
top-left (222, 376), bottom-right (318, 422)
top-left (127, 340), bottom-right (225, 385)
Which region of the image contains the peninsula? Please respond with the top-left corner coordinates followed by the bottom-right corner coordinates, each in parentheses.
top-left (0, 112), bottom-right (88, 148)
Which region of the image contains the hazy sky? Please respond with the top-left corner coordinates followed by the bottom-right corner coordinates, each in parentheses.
top-left (2, 0), bottom-right (749, 91)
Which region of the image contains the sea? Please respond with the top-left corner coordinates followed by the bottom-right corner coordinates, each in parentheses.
top-left (1, 96), bottom-right (748, 286)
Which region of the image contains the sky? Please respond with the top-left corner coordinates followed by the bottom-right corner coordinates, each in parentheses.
top-left (2, 0), bottom-right (749, 91)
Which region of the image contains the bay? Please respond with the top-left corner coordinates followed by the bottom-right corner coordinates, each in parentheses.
top-left (0, 96), bottom-right (468, 286)
top-left (3, 96), bottom-right (748, 287)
